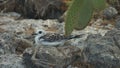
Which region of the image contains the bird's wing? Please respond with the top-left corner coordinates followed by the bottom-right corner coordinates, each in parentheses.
top-left (39, 33), bottom-right (65, 42)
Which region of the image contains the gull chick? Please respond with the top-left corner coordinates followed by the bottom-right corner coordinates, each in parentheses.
top-left (32, 29), bottom-right (83, 60)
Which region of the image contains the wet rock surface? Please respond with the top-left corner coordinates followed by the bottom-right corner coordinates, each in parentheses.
top-left (0, 13), bottom-right (120, 68)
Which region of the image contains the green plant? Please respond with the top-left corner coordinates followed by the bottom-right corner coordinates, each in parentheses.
top-left (65, 0), bottom-right (106, 36)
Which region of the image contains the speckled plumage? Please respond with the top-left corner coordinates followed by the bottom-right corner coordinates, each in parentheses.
top-left (39, 33), bottom-right (65, 42)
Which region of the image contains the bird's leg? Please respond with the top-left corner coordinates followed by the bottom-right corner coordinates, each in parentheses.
top-left (31, 45), bottom-right (48, 62)
top-left (31, 45), bottom-right (39, 60)
top-left (56, 47), bottom-right (67, 58)
top-left (31, 45), bottom-right (54, 66)
top-left (55, 43), bottom-right (68, 57)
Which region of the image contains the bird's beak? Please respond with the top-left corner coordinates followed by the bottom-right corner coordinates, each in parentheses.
top-left (32, 33), bottom-right (38, 35)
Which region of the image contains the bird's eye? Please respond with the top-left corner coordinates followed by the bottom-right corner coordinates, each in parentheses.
top-left (38, 31), bottom-right (42, 34)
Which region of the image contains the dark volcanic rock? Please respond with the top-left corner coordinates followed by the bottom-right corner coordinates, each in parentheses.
top-left (103, 6), bottom-right (118, 20)
top-left (80, 29), bottom-right (120, 68)
top-left (115, 16), bottom-right (120, 29)
top-left (0, 0), bottom-right (67, 19)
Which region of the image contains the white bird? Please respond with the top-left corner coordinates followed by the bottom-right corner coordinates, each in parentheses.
top-left (31, 29), bottom-right (83, 60)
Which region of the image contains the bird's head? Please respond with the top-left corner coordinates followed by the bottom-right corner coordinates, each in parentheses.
top-left (32, 29), bottom-right (46, 37)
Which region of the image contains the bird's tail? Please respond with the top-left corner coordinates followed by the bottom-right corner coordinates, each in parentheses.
top-left (65, 34), bottom-right (84, 40)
